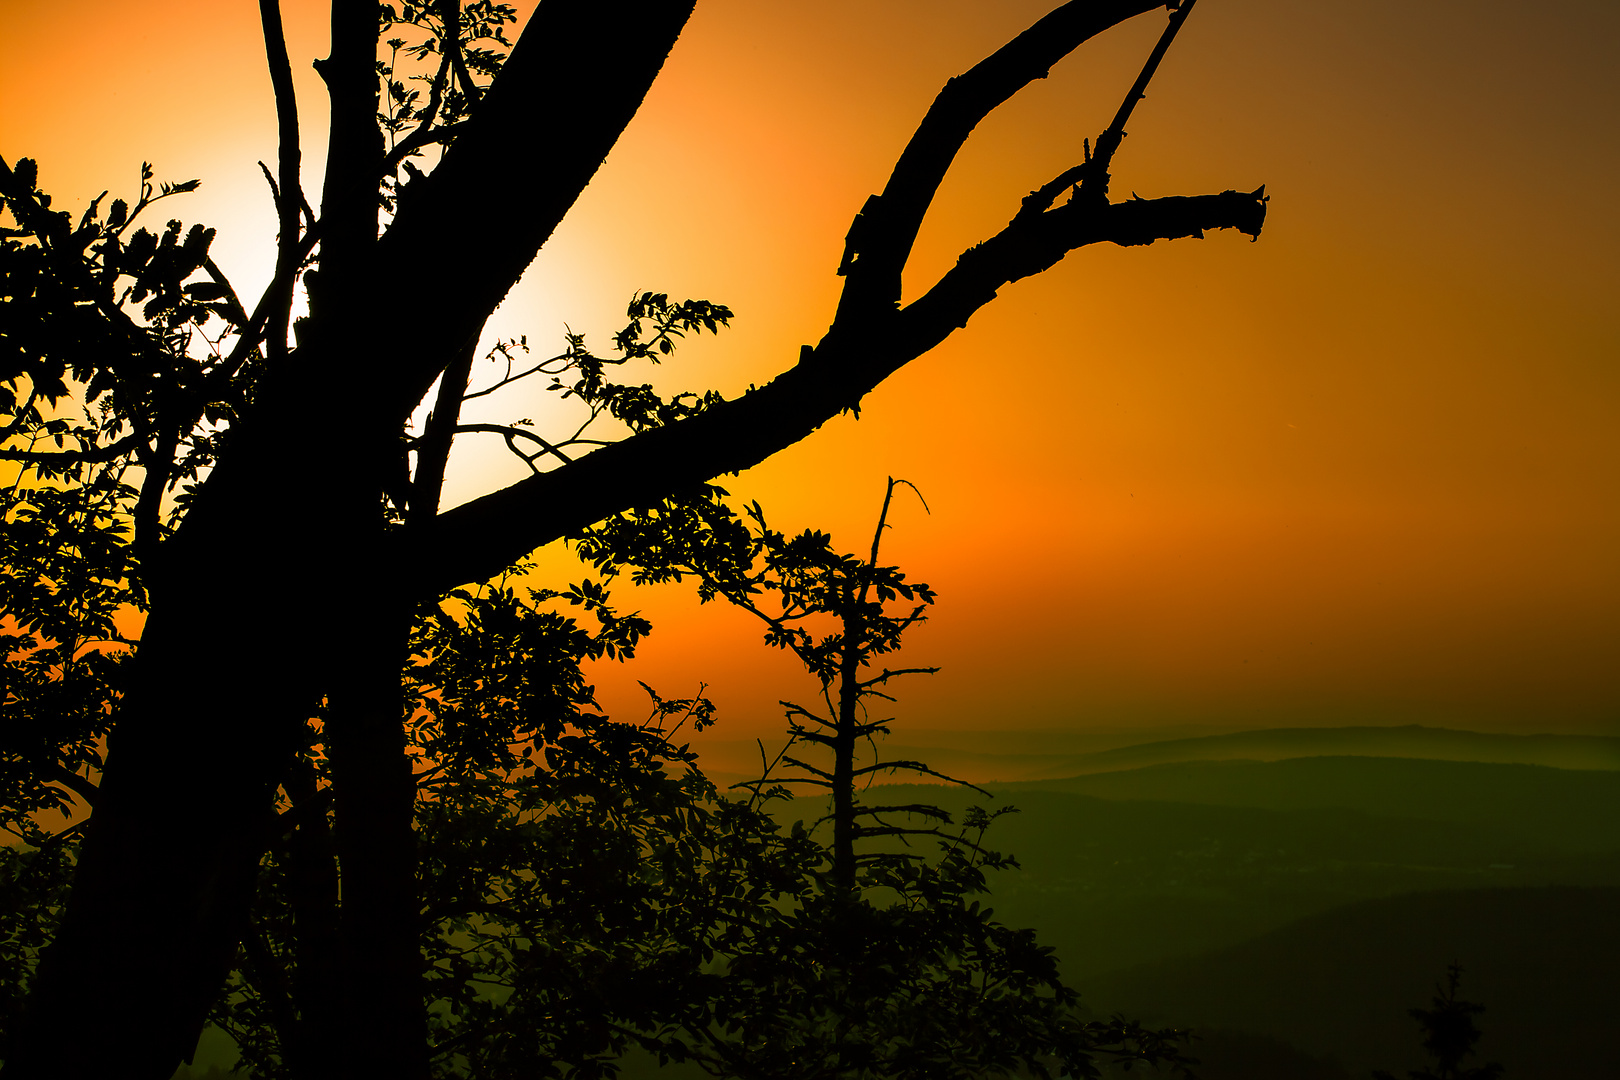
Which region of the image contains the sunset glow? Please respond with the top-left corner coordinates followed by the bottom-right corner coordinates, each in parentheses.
top-left (5, 0), bottom-right (1615, 742)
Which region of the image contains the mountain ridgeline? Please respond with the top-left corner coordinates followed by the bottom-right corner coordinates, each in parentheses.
top-left (746, 723), bottom-right (1620, 1080)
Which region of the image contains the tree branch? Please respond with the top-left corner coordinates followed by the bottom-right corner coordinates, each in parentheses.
top-left (1078, 0), bottom-right (1198, 202)
top-left (439, 0), bottom-right (483, 108)
top-left (408, 183), bottom-right (1265, 593)
top-left (380, 120), bottom-right (465, 179)
top-left (834, 0), bottom-right (1168, 323)
top-left (855, 666), bottom-right (941, 690)
top-left (133, 423), bottom-right (177, 567)
top-left (899, 186), bottom-right (1267, 357)
top-left (257, 0), bottom-right (304, 365)
top-left (402, 2), bottom-right (1266, 595)
top-left (310, 0), bottom-right (382, 300)
top-left (366, 0), bottom-right (698, 424)
top-left (780, 756), bottom-right (835, 782)
top-left (452, 422), bottom-right (576, 472)
top-left (409, 336), bottom-right (478, 529)
top-left (851, 758), bottom-right (987, 794)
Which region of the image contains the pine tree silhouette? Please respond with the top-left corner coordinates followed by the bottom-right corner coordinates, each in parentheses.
top-left (1373, 963), bottom-right (1503, 1080)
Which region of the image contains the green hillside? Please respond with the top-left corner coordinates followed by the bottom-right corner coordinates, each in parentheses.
top-left (840, 780), bottom-right (1620, 978)
top-left (1046, 724), bottom-right (1620, 774)
top-left (1085, 887), bottom-right (1620, 1080)
top-left (999, 755), bottom-right (1620, 851)
top-left (170, 732), bottom-right (1620, 1078)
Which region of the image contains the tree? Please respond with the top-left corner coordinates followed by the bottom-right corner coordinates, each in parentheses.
top-left (580, 478), bottom-right (952, 896)
top-left (0, 1), bottom-right (1264, 1076)
top-left (579, 479), bottom-right (1190, 1079)
top-left (0, 463), bottom-right (1179, 1080)
top-left (1373, 964), bottom-right (1504, 1080)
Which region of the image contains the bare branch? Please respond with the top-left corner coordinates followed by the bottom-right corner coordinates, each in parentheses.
top-left (133, 426), bottom-right (178, 564)
top-left (853, 803), bottom-right (955, 822)
top-left (258, 0), bottom-right (303, 364)
top-left (780, 756), bottom-right (835, 782)
top-left (834, 0), bottom-right (1167, 321)
top-left (1080, 0), bottom-right (1199, 202)
top-left (409, 336), bottom-right (479, 529)
top-left (851, 758), bottom-right (990, 796)
top-left (855, 666), bottom-right (941, 690)
top-left (453, 423), bottom-right (576, 471)
top-left (202, 258), bottom-right (252, 330)
top-left (381, 120), bottom-right (467, 179)
top-left (900, 186), bottom-right (1267, 358)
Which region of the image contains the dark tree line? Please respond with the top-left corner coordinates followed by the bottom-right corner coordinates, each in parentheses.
top-left (0, 1), bottom-right (1264, 1076)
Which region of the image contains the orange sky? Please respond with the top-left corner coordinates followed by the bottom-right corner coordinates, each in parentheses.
top-left (4, 0), bottom-right (1616, 741)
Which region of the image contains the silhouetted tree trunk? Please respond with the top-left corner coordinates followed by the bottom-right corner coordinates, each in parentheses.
top-left (831, 622), bottom-right (863, 900)
top-left (282, 757), bottom-right (342, 1080)
top-left (3, 2), bottom-right (1264, 1078)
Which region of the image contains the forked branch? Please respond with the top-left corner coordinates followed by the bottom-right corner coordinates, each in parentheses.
top-left (410, 0), bottom-right (1265, 594)
top-left (835, 0), bottom-right (1168, 321)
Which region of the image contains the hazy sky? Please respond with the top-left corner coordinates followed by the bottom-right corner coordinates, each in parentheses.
top-left (3, 1), bottom-right (1616, 739)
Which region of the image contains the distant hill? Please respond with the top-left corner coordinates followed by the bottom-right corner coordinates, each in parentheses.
top-left (1085, 887), bottom-right (1620, 1080)
top-left (690, 724), bottom-right (1620, 786)
top-left (686, 725), bottom-right (1177, 787)
top-left (997, 755), bottom-right (1620, 851)
top-left (1033, 724), bottom-right (1620, 777)
top-left (830, 776), bottom-right (1620, 979)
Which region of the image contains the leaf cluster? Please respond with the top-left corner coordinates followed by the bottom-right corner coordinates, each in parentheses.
top-left (451, 292), bottom-right (733, 476)
top-left (213, 577), bottom-right (824, 1080)
top-left (0, 842), bottom-right (74, 1063)
top-left (1, 158), bottom-right (256, 538)
top-left (577, 485), bottom-right (1186, 1078)
top-left (576, 486), bottom-right (941, 802)
top-left (375, 2), bottom-right (519, 210)
top-left (645, 829), bottom-right (1185, 1080)
top-left (406, 576), bottom-right (650, 776)
top-left (578, 489), bottom-right (934, 681)
top-left (0, 468), bottom-right (141, 846)
top-left (539, 292), bottom-right (733, 434)
top-left (379, 2), bottom-right (517, 133)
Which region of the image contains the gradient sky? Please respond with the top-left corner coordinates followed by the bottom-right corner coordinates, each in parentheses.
top-left (4, 0), bottom-right (1616, 741)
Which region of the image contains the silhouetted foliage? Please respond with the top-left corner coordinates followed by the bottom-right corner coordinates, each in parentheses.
top-left (0, 845), bottom-right (70, 1058)
top-left (1373, 964), bottom-right (1503, 1080)
top-left (579, 480), bottom-right (953, 891)
top-left (213, 579), bottom-right (825, 1079)
top-left (0, 1), bottom-right (1266, 1076)
top-left (580, 483), bottom-right (1187, 1079)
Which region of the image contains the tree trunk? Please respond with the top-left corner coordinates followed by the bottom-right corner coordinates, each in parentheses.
top-left (326, 579), bottom-right (429, 1078)
top-left (830, 607), bottom-right (862, 901)
top-left (4, 460), bottom-right (339, 1078)
top-left (284, 758), bottom-right (343, 1080)
top-left (2, 3), bottom-right (1263, 1075)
